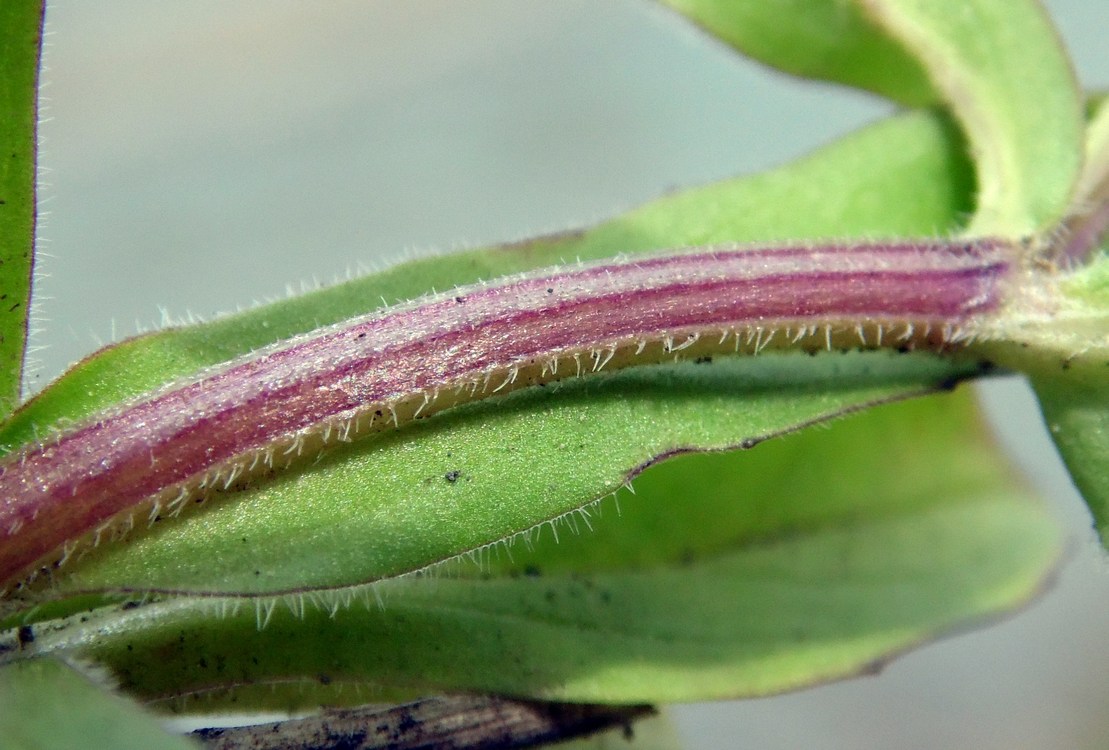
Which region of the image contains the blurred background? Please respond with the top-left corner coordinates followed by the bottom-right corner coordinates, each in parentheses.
top-left (30, 1), bottom-right (1109, 747)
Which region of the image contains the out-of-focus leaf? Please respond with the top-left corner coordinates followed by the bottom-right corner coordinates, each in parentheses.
top-left (1034, 378), bottom-right (1109, 544)
top-left (0, 1), bottom-right (43, 417)
top-left (658, 0), bottom-right (935, 105)
top-left (1076, 94), bottom-right (1109, 207)
top-left (859, 0), bottom-right (1082, 235)
top-left (0, 657), bottom-right (196, 749)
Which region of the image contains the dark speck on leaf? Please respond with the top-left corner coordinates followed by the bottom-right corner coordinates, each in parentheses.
top-left (524, 565), bottom-right (541, 577)
top-left (455, 296), bottom-right (465, 304)
top-left (444, 470), bottom-right (462, 483)
top-left (694, 356), bottom-right (712, 364)
top-left (17, 625), bottom-right (33, 647)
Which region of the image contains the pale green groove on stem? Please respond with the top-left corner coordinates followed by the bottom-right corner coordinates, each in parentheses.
top-left (859, 0), bottom-right (1083, 236)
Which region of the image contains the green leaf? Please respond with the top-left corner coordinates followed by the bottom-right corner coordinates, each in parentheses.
top-left (969, 254), bottom-right (1109, 542)
top-left (0, 2), bottom-right (43, 418)
top-left (658, 0), bottom-right (935, 105)
top-left (1033, 378), bottom-right (1109, 545)
top-left (0, 657), bottom-right (196, 750)
top-left (1, 110), bottom-right (980, 607)
top-left (0, 109), bottom-right (973, 453)
top-left (1012, 255), bottom-right (1109, 545)
top-left (34, 353), bottom-right (984, 600)
top-left (858, 0), bottom-right (1083, 235)
top-left (32, 390), bottom-right (1061, 706)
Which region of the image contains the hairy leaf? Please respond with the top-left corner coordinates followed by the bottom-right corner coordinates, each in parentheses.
top-left (0, 110), bottom-right (973, 452)
top-left (0, 2), bottom-right (43, 417)
top-left (21, 390), bottom-right (1061, 706)
top-left (0, 111), bottom-right (981, 608)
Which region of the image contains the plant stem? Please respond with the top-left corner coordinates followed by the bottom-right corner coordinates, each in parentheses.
top-left (0, 238), bottom-right (1015, 595)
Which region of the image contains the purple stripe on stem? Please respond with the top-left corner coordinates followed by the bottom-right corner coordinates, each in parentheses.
top-left (0, 238), bottom-right (1014, 593)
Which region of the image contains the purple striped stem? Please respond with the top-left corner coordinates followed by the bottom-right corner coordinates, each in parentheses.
top-left (0, 238), bottom-right (1016, 594)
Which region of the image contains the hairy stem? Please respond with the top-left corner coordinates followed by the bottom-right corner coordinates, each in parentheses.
top-left (0, 238), bottom-right (1016, 594)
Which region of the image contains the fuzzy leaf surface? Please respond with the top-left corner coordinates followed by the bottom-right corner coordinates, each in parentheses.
top-left (1008, 257), bottom-right (1109, 544)
top-left (32, 390), bottom-right (1061, 707)
top-left (31, 353), bottom-right (983, 600)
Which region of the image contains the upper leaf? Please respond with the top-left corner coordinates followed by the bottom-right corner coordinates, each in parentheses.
top-left (859, 0), bottom-right (1083, 235)
top-left (658, 0), bottom-right (936, 105)
top-left (662, 0), bottom-right (1083, 235)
